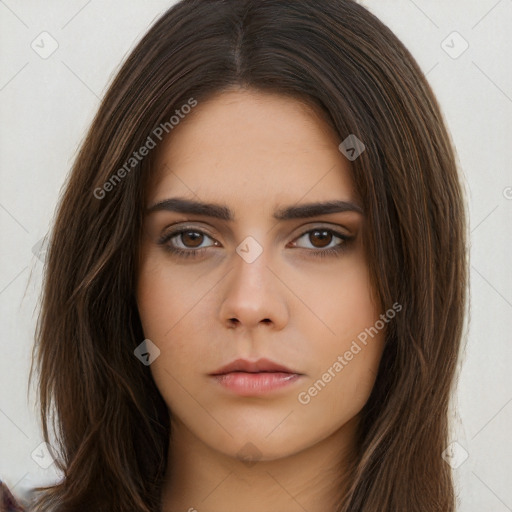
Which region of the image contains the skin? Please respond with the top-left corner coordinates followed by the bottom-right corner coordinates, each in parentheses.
top-left (136, 88), bottom-right (387, 512)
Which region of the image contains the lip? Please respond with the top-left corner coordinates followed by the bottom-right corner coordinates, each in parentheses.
top-left (209, 358), bottom-right (303, 396)
top-left (210, 357), bottom-right (299, 375)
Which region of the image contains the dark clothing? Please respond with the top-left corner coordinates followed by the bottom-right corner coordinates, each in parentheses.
top-left (0, 480), bottom-right (26, 512)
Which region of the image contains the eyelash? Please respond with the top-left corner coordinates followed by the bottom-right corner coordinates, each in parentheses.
top-left (157, 226), bottom-right (353, 260)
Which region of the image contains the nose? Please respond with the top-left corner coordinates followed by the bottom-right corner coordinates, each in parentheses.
top-left (218, 247), bottom-right (289, 330)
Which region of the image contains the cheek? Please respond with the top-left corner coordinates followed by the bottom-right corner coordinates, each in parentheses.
top-left (136, 254), bottom-right (218, 379)
top-left (136, 252), bottom-right (214, 340)
top-left (299, 255), bottom-right (380, 342)
top-left (295, 257), bottom-right (385, 413)
top-left (296, 346), bottom-right (383, 434)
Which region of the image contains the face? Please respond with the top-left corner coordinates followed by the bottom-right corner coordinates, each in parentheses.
top-left (136, 88), bottom-right (386, 462)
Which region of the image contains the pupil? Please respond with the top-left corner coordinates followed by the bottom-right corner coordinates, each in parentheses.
top-left (311, 230), bottom-right (331, 248)
top-left (183, 231), bottom-right (202, 247)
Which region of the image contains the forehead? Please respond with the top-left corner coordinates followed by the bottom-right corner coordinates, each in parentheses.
top-left (148, 89), bottom-right (358, 208)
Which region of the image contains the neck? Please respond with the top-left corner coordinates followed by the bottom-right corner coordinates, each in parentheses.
top-left (160, 414), bottom-right (360, 512)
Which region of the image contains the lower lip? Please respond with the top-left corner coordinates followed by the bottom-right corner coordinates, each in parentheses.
top-left (211, 371), bottom-right (302, 396)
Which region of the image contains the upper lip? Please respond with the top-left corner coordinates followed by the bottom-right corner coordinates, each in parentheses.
top-left (210, 358), bottom-right (300, 375)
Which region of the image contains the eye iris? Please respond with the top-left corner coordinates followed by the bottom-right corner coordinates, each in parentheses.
top-left (182, 231), bottom-right (203, 247)
top-left (310, 230), bottom-right (332, 248)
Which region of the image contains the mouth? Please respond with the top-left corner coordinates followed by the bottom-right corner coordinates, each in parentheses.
top-left (210, 357), bottom-right (301, 375)
top-left (209, 358), bottom-right (303, 396)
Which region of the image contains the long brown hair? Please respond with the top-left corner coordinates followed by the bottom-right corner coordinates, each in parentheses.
top-left (30, 0), bottom-right (468, 510)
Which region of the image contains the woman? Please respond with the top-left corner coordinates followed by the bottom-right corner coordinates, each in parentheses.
top-left (25, 0), bottom-right (467, 510)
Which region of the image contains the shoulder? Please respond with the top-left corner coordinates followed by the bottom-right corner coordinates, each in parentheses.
top-left (0, 480), bottom-right (26, 512)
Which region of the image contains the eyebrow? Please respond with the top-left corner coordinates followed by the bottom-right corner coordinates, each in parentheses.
top-left (146, 197), bottom-right (363, 220)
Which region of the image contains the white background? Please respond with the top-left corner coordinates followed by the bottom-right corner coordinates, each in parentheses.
top-left (0, 1), bottom-right (511, 510)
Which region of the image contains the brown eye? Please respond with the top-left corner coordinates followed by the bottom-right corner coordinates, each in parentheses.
top-left (294, 229), bottom-right (345, 250)
top-left (159, 229), bottom-right (218, 253)
top-left (180, 231), bottom-right (204, 248)
top-left (308, 229), bottom-right (333, 248)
